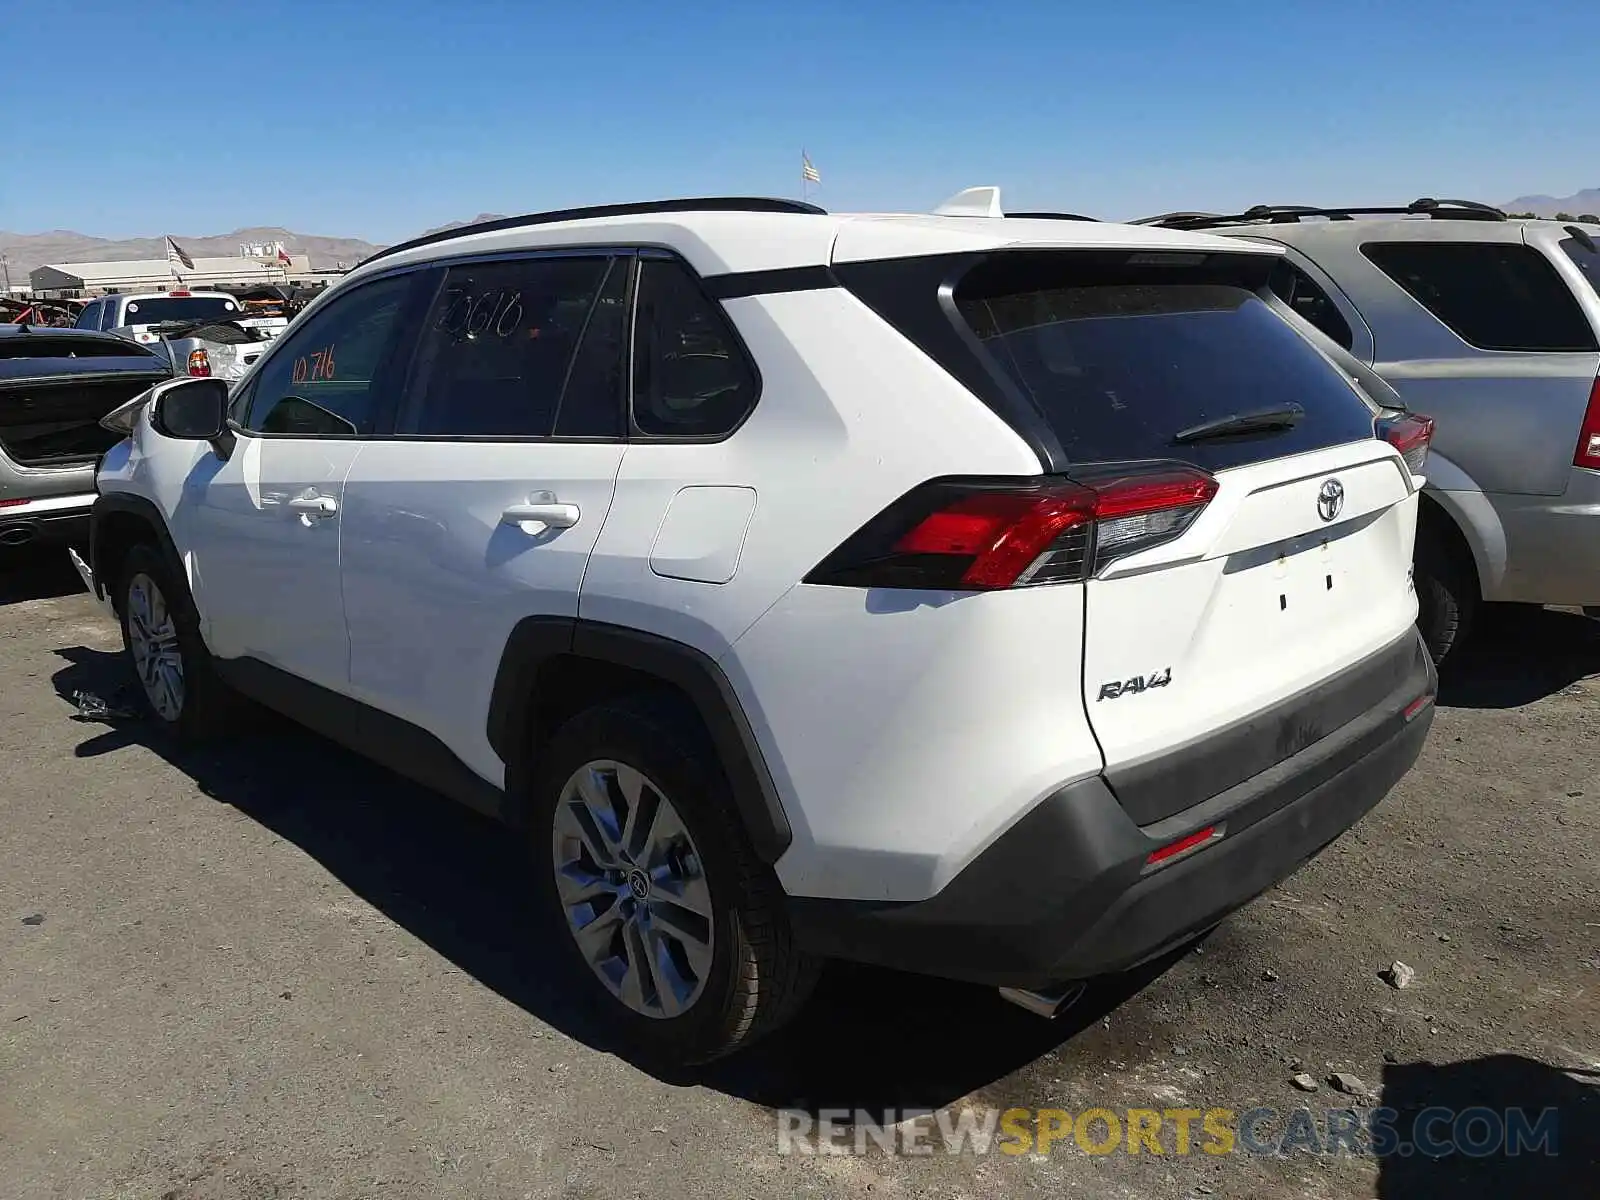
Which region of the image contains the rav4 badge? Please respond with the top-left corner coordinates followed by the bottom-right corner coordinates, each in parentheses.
top-left (1097, 668), bottom-right (1173, 701)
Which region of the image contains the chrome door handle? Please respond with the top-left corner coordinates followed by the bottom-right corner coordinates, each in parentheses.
top-left (501, 501), bottom-right (580, 534)
top-left (288, 495), bottom-right (338, 525)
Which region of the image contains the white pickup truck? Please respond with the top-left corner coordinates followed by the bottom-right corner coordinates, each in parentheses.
top-left (75, 290), bottom-right (289, 347)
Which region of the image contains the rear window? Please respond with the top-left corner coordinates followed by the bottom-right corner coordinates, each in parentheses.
top-left (953, 257), bottom-right (1377, 471)
top-left (120, 296), bottom-right (240, 326)
top-left (1361, 241), bottom-right (1597, 353)
top-left (0, 334), bottom-right (160, 360)
top-left (1561, 236), bottom-right (1600, 298)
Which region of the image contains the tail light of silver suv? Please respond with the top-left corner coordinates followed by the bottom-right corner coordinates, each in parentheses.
top-left (1377, 412), bottom-right (1435, 474)
top-left (1574, 376), bottom-right (1600, 471)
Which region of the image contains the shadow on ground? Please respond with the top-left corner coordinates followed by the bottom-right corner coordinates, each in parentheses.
top-left (48, 644), bottom-right (1186, 1117)
top-left (1375, 1054), bottom-right (1599, 1198)
top-left (1438, 605), bottom-right (1600, 709)
top-left (0, 545), bottom-right (84, 607)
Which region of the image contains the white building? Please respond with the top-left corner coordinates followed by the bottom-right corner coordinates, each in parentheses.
top-left (30, 253), bottom-right (331, 297)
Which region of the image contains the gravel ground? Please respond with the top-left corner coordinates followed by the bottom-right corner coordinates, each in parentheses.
top-left (1, 548), bottom-right (1596, 1199)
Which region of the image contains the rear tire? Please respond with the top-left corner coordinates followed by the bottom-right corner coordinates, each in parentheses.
top-left (116, 543), bottom-right (236, 740)
top-left (531, 695), bottom-right (819, 1065)
top-left (1414, 523), bottom-right (1476, 665)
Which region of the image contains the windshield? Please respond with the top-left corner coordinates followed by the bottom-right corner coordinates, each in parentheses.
top-left (120, 296), bottom-right (240, 326)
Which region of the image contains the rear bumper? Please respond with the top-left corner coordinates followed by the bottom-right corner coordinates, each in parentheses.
top-left (787, 629), bottom-right (1435, 989)
top-left (1484, 470), bottom-right (1600, 604)
top-left (0, 502), bottom-right (91, 548)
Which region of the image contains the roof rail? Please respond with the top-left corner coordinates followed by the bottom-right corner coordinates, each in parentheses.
top-left (360, 196), bottom-right (828, 267)
top-left (1141, 198), bottom-right (1508, 231)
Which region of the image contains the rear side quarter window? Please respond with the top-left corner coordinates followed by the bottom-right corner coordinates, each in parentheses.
top-left (631, 258), bottom-right (758, 439)
top-left (1561, 235), bottom-right (1600, 299)
top-left (1361, 241), bottom-right (1597, 352)
top-left (1267, 259), bottom-right (1354, 350)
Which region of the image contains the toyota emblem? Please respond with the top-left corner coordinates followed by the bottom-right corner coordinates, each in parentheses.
top-left (1317, 478), bottom-right (1345, 523)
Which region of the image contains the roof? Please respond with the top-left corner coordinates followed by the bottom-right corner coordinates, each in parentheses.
top-left (342, 200), bottom-right (1276, 291)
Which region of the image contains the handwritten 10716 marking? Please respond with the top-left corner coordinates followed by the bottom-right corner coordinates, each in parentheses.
top-left (291, 345), bottom-right (337, 385)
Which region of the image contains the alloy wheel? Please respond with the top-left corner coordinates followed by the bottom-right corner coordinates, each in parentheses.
top-left (551, 759), bottom-right (715, 1019)
top-left (126, 572), bottom-right (184, 722)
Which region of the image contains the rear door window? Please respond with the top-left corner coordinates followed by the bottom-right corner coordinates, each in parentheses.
top-left (1361, 241), bottom-right (1597, 352)
top-left (74, 302), bottom-right (101, 330)
top-left (953, 253), bottom-right (1377, 471)
top-left (394, 255), bottom-right (621, 438)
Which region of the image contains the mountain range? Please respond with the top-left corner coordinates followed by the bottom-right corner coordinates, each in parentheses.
top-left (1499, 188), bottom-right (1600, 218)
top-left (0, 227), bottom-right (386, 284)
top-left (5, 189), bottom-right (1596, 285)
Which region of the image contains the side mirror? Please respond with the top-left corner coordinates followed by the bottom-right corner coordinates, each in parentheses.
top-left (151, 377), bottom-right (229, 439)
top-left (149, 377), bottom-right (235, 458)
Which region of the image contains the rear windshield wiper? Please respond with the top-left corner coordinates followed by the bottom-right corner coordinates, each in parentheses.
top-left (1173, 403), bottom-right (1304, 445)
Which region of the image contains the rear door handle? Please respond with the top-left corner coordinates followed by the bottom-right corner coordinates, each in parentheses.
top-left (288, 495), bottom-right (338, 525)
top-left (501, 500), bottom-right (581, 535)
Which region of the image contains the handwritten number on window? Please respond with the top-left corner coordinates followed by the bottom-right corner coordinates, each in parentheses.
top-left (291, 344), bottom-right (337, 384)
top-left (433, 287), bottom-right (524, 342)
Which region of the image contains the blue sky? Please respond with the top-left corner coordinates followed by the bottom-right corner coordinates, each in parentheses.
top-left (4, 0), bottom-right (1594, 242)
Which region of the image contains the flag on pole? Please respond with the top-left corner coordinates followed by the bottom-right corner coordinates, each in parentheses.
top-left (277, 247), bottom-right (293, 266)
top-left (802, 153), bottom-right (821, 185)
top-left (165, 236), bottom-right (195, 271)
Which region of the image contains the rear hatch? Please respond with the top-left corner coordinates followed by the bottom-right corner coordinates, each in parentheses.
top-left (0, 339), bottom-right (171, 469)
top-left (876, 247), bottom-right (1422, 825)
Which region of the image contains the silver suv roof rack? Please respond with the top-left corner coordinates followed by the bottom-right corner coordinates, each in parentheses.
top-left (361, 197), bottom-right (827, 267)
top-left (1138, 198), bottom-right (1507, 231)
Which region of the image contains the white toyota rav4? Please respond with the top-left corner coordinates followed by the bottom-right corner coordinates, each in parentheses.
top-left (77, 192), bottom-right (1437, 1064)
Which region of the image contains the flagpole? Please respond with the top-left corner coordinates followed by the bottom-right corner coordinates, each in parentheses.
top-left (801, 148), bottom-right (809, 205)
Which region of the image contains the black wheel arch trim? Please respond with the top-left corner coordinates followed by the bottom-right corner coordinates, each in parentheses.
top-left (88, 492), bottom-right (186, 606)
top-left (487, 617), bottom-right (793, 863)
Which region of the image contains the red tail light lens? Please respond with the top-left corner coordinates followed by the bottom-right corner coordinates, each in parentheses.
top-left (1377, 412), bottom-right (1434, 474)
top-left (1575, 377), bottom-right (1600, 471)
top-left (806, 467), bottom-right (1217, 591)
top-left (187, 349), bottom-right (211, 377)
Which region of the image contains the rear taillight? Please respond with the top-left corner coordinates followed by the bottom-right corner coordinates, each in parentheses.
top-left (187, 349), bottom-right (211, 377)
top-left (1378, 412), bottom-right (1434, 474)
top-left (1575, 376), bottom-right (1600, 471)
top-left (805, 467), bottom-right (1218, 591)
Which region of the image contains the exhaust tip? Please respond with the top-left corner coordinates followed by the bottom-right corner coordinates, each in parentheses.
top-left (998, 982), bottom-right (1086, 1019)
top-left (0, 524), bottom-right (37, 547)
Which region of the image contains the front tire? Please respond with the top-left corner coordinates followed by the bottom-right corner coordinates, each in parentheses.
top-left (117, 543), bottom-right (234, 739)
top-left (531, 696), bottom-right (819, 1065)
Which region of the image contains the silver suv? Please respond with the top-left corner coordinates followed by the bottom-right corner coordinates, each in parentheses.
top-left (1139, 201), bottom-right (1600, 661)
